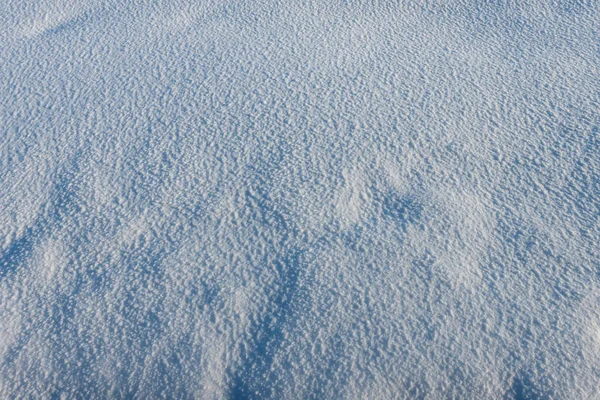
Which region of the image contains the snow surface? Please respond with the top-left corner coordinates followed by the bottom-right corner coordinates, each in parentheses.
top-left (1, 0), bottom-right (600, 398)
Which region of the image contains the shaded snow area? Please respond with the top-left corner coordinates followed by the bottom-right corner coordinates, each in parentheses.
top-left (1, 0), bottom-right (600, 398)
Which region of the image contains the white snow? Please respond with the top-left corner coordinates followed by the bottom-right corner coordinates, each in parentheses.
top-left (1, 0), bottom-right (599, 398)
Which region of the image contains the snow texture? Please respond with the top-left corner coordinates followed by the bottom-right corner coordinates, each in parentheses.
top-left (1, 0), bottom-right (600, 398)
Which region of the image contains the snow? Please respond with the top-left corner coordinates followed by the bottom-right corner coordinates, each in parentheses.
top-left (1, 0), bottom-right (599, 398)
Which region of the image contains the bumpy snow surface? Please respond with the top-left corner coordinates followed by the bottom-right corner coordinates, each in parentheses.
top-left (1, 0), bottom-right (600, 398)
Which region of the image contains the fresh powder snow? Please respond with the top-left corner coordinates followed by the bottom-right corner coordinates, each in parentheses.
top-left (1, 1), bottom-right (599, 398)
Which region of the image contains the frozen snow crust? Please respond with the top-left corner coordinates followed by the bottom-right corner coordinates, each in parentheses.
top-left (1, 0), bottom-right (599, 398)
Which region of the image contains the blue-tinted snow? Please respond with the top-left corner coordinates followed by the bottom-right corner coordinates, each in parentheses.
top-left (1, 1), bottom-right (599, 398)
